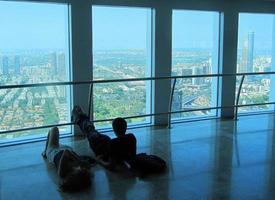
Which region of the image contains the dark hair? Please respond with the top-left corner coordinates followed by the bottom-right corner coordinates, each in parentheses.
top-left (60, 167), bottom-right (91, 192)
top-left (112, 117), bottom-right (127, 136)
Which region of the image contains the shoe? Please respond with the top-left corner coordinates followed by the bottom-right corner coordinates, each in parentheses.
top-left (41, 151), bottom-right (47, 159)
top-left (71, 106), bottom-right (96, 134)
top-left (71, 105), bottom-right (85, 124)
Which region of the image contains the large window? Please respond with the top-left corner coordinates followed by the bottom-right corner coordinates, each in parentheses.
top-left (0, 1), bottom-right (71, 143)
top-left (172, 10), bottom-right (220, 119)
top-left (3, 0), bottom-right (275, 145)
top-left (237, 13), bottom-right (275, 113)
top-left (92, 6), bottom-right (152, 127)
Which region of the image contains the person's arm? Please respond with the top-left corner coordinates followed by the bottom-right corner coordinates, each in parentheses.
top-left (96, 155), bottom-right (115, 170)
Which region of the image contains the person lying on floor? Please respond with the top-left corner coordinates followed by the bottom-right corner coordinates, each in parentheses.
top-left (42, 127), bottom-right (91, 192)
top-left (72, 106), bottom-right (137, 170)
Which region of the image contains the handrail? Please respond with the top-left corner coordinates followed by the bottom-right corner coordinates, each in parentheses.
top-left (1, 71), bottom-right (274, 134)
top-left (1, 71), bottom-right (275, 90)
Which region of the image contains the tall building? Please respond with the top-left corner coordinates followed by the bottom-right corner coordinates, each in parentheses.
top-left (2, 56), bottom-right (8, 75)
top-left (202, 63), bottom-right (210, 74)
top-left (172, 90), bottom-right (183, 118)
top-left (239, 32), bottom-right (254, 73)
top-left (182, 68), bottom-right (192, 84)
top-left (14, 56), bottom-right (20, 75)
top-left (50, 52), bottom-right (57, 74)
top-left (192, 67), bottom-right (204, 85)
top-left (57, 53), bottom-right (65, 76)
top-left (247, 32), bottom-right (254, 73)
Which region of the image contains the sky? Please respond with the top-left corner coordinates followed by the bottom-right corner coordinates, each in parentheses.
top-left (238, 13), bottom-right (274, 50)
top-left (0, 1), bottom-right (274, 51)
top-left (0, 1), bottom-right (68, 50)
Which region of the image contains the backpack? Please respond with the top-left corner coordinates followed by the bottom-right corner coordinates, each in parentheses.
top-left (131, 153), bottom-right (167, 177)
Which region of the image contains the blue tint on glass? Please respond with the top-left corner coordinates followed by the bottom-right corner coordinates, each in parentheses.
top-left (173, 10), bottom-right (219, 49)
top-left (238, 13), bottom-right (273, 51)
top-left (92, 6), bottom-right (149, 50)
top-left (0, 1), bottom-right (68, 50)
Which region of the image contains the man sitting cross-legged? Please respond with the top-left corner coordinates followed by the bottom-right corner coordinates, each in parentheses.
top-left (72, 106), bottom-right (137, 170)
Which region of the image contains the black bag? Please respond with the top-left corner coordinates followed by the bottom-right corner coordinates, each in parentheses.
top-left (131, 153), bottom-right (167, 177)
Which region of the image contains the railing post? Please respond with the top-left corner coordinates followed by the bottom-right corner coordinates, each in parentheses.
top-left (88, 83), bottom-right (93, 120)
top-left (235, 75), bottom-right (245, 120)
top-left (168, 78), bottom-right (177, 129)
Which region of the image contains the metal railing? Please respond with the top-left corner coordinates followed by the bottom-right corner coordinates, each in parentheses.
top-left (0, 71), bottom-right (275, 135)
top-left (234, 75), bottom-right (246, 121)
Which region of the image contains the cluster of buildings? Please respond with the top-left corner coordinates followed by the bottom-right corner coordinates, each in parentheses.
top-left (0, 52), bottom-right (66, 76)
top-left (1, 55), bottom-right (21, 75)
top-left (0, 42), bottom-right (273, 135)
top-left (0, 51), bottom-right (69, 136)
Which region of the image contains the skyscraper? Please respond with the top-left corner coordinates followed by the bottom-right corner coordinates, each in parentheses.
top-left (50, 52), bottom-right (57, 74)
top-left (192, 67), bottom-right (204, 85)
top-left (57, 53), bottom-right (65, 76)
top-left (2, 56), bottom-right (8, 75)
top-left (172, 90), bottom-right (183, 118)
top-left (182, 68), bottom-right (192, 84)
top-left (14, 56), bottom-right (20, 75)
top-left (239, 32), bottom-right (254, 73)
top-left (247, 32), bottom-right (254, 73)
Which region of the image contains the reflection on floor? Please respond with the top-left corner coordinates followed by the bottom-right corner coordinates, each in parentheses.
top-left (1, 114), bottom-right (275, 199)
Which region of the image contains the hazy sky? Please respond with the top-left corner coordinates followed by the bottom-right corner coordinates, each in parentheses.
top-left (238, 13), bottom-right (274, 50)
top-left (0, 1), bottom-right (274, 51)
top-left (0, 1), bottom-right (68, 50)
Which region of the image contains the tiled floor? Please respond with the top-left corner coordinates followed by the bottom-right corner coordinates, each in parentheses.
top-left (1, 114), bottom-right (275, 199)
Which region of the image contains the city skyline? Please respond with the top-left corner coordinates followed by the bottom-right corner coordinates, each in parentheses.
top-left (0, 48), bottom-right (272, 142)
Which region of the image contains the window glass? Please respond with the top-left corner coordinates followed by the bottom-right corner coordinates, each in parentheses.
top-left (92, 6), bottom-right (152, 127)
top-left (0, 1), bottom-right (71, 143)
top-left (237, 13), bottom-right (274, 113)
top-left (172, 10), bottom-right (220, 119)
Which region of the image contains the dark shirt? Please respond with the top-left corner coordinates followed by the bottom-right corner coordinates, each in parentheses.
top-left (109, 133), bottom-right (136, 163)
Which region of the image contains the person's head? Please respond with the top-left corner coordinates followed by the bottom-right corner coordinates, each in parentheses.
top-left (60, 167), bottom-right (91, 192)
top-left (112, 117), bottom-right (127, 137)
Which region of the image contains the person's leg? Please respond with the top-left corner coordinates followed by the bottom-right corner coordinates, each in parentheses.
top-left (47, 126), bottom-right (59, 148)
top-left (72, 105), bottom-right (97, 136)
top-left (72, 106), bottom-right (111, 156)
top-left (44, 127), bottom-right (60, 159)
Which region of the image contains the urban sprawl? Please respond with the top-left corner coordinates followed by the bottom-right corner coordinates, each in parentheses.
top-left (0, 33), bottom-right (272, 140)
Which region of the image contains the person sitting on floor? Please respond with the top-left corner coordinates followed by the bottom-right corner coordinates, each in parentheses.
top-left (42, 127), bottom-right (91, 192)
top-left (72, 106), bottom-right (137, 170)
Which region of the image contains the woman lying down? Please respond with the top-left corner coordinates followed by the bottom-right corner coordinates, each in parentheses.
top-left (42, 127), bottom-right (94, 192)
